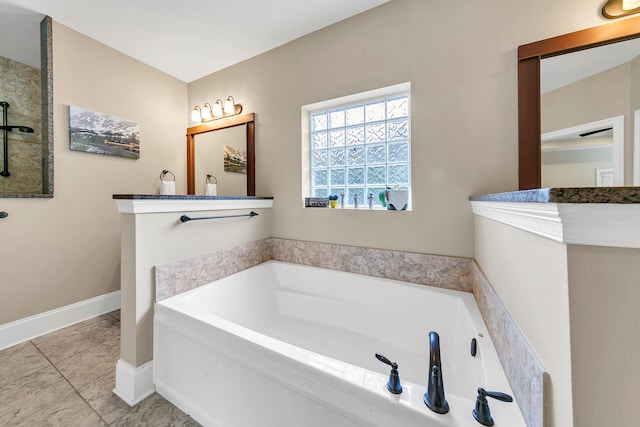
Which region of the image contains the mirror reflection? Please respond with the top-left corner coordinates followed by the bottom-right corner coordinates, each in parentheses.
top-left (540, 38), bottom-right (640, 187)
top-left (186, 113), bottom-right (255, 196)
top-left (517, 16), bottom-right (640, 189)
top-left (0, 7), bottom-right (52, 197)
top-left (194, 125), bottom-right (248, 196)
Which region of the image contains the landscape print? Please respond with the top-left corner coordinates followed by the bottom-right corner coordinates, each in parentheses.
top-left (69, 106), bottom-right (140, 159)
top-left (224, 144), bottom-right (247, 173)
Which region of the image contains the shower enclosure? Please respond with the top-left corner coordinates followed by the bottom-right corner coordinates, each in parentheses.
top-left (0, 101), bottom-right (35, 177)
top-left (0, 16), bottom-right (52, 197)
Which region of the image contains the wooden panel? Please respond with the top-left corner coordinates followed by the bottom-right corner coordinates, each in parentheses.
top-left (519, 14), bottom-right (640, 60)
top-left (186, 134), bottom-right (195, 194)
top-left (186, 113), bottom-right (255, 136)
top-left (518, 57), bottom-right (541, 190)
top-left (246, 121), bottom-right (255, 196)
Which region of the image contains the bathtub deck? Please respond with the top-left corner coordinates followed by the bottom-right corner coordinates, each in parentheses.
top-left (262, 314), bottom-right (428, 382)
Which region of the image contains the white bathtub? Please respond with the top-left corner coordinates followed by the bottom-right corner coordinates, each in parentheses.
top-left (154, 261), bottom-right (525, 427)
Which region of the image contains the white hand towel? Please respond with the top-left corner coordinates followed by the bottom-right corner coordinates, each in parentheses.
top-left (205, 183), bottom-right (217, 196)
top-left (160, 181), bottom-right (175, 195)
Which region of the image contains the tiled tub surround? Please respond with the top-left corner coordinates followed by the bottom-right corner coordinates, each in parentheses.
top-left (0, 55), bottom-right (43, 195)
top-left (270, 238), bottom-right (474, 292)
top-left (155, 238), bottom-right (272, 302)
top-left (154, 237), bottom-right (545, 427)
top-left (472, 264), bottom-right (545, 427)
top-left (155, 238), bottom-right (474, 301)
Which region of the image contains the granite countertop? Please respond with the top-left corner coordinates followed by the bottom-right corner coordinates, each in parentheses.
top-left (113, 194), bottom-right (273, 200)
top-left (469, 187), bottom-right (640, 203)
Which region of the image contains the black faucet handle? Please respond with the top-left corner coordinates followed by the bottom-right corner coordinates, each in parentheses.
top-left (479, 387), bottom-right (513, 402)
top-left (374, 353), bottom-right (402, 394)
top-left (473, 388), bottom-right (513, 426)
top-left (375, 353), bottom-right (397, 369)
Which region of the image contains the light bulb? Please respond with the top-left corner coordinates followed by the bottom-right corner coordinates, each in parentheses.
top-left (224, 97), bottom-right (235, 115)
top-left (212, 99), bottom-right (224, 117)
top-left (623, 0), bottom-right (640, 10)
top-left (191, 107), bottom-right (201, 122)
top-left (201, 103), bottom-right (213, 121)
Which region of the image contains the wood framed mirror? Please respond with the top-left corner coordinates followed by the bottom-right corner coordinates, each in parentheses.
top-left (518, 15), bottom-right (640, 189)
top-left (186, 112), bottom-right (255, 196)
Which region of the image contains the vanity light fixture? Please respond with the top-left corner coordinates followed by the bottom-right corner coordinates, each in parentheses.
top-left (191, 96), bottom-right (243, 123)
top-left (602, 0), bottom-right (640, 18)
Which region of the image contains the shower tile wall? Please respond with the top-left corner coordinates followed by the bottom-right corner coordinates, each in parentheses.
top-left (0, 56), bottom-right (42, 194)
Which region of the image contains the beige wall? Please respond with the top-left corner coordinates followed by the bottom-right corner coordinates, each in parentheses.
top-left (542, 145), bottom-right (613, 187)
top-left (474, 216), bottom-right (572, 427)
top-left (187, 0), bottom-right (608, 258)
top-left (0, 22), bottom-right (187, 325)
top-left (542, 64), bottom-right (630, 133)
top-left (630, 55), bottom-right (640, 117)
top-left (567, 245), bottom-right (640, 427)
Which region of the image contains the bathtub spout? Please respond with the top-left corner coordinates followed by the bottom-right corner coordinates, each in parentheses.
top-left (423, 331), bottom-right (449, 414)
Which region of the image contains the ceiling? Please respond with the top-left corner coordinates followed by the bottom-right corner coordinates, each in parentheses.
top-left (0, 0), bottom-right (389, 82)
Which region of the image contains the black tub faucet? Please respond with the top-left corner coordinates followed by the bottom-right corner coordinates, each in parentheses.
top-left (423, 331), bottom-right (449, 414)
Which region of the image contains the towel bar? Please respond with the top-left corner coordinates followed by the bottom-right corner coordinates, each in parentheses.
top-left (180, 211), bottom-right (258, 223)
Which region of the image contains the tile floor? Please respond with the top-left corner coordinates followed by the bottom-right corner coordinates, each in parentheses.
top-left (0, 311), bottom-right (201, 427)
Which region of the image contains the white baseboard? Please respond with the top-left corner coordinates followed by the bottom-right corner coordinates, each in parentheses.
top-left (0, 291), bottom-right (121, 351)
top-left (113, 359), bottom-right (155, 406)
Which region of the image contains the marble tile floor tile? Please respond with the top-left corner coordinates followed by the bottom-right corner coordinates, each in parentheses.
top-left (0, 310), bottom-right (201, 427)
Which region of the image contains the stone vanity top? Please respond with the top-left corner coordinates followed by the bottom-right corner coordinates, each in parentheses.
top-left (113, 194), bottom-right (273, 200)
top-left (469, 187), bottom-right (640, 203)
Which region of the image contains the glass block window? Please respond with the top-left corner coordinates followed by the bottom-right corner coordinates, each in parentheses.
top-left (309, 93), bottom-right (410, 207)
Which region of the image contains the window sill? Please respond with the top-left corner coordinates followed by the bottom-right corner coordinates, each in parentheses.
top-left (305, 206), bottom-right (410, 211)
